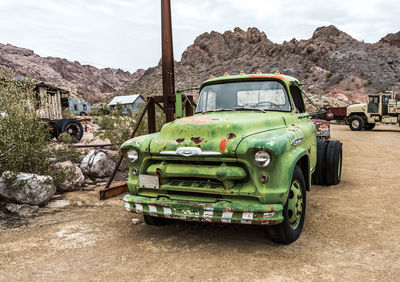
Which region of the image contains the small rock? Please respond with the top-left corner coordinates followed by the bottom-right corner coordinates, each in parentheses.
top-left (5, 203), bottom-right (39, 217)
top-left (132, 218), bottom-right (140, 225)
top-left (46, 199), bottom-right (71, 209)
top-left (81, 186), bottom-right (95, 191)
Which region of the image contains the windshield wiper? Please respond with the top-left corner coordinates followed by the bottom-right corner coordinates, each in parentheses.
top-left (233, 107), bottom-right (265, 112)
top-left (198, 108), bottom-right (234, 114)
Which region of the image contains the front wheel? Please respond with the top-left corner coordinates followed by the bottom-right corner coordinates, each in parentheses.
top-left (349, 116), bottom-right (364, 131)
top-left (266, 166), bottom-right (306, 244)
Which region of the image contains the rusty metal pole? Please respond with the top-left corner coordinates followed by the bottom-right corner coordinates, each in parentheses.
top-left (161, 0), bottom-right (175, 122)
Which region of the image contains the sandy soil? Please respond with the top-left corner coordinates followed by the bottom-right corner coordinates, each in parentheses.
top-left (1, 124), bottom-right (400, 281)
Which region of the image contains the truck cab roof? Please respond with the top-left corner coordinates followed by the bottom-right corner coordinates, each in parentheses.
top-left (201, 73), bottom-right (299, 88)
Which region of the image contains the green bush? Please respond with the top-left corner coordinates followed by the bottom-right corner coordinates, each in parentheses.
top-left (0, 67), bottom-right (51, 175)
top-left (0, 68), bottom-right (81, 190)
top-left (62, 108), bottom-right (75, 118)
top-left (95, 102), bottom-right (166, 148)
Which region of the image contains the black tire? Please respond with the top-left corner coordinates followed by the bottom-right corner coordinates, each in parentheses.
top-left (364, 123), bottom-right (375, 130)
top-left (312, 140), bottom-right (328, 185)
top-left (143, 215), bottom-right (172, 226)
top-left (54, 119), bottom-right (66, 138)
top-left (325, 141), bottom-right (343, 185)
top-left (57, 118), bottom-right (84, 141)
top-left (349, 116), bottom-right (364, 131)
top-left (266, 166), bottom-right (306, 244)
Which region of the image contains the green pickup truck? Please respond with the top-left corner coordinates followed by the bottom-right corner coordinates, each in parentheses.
top-left (121, 73), bottom-right (342, 244)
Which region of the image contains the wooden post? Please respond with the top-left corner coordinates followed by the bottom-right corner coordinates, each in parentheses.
top-left (147, 97), bottom-right (156, 133)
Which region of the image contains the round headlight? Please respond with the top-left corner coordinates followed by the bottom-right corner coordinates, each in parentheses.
top-left (254, 151), bottom-right (271, 168)
top-left (126, 149), bottom-right (139, 163)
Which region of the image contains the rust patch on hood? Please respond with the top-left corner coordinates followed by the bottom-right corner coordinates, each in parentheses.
top-left (191, 137), bottom-right (204, 144)
top-left (227, 133), bottom-right (237, 139)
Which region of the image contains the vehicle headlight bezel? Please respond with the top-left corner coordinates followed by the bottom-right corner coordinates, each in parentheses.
top-left (254, 150), bottom-right (271, 168)
top-left (126, 149), bottom-right (139, 163)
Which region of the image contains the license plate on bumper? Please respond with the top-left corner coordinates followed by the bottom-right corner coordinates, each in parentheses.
top-left (139, 174), bottom-right (159, 189)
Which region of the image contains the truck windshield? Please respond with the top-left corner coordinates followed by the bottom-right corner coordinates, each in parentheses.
top-left (196, 81), bottom-right (291, 113)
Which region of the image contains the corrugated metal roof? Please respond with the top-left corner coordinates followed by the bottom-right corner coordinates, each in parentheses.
top-left (108, 94), bottom-right (142, 106)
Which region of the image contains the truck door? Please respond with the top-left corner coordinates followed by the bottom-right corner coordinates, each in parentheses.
top-left (382, 95), bottom-right (390, 115)
top-left (367, 95), bottom-right (379, 113)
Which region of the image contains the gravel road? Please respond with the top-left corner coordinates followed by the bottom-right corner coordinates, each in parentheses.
top-left (1, 124), bottom-right (400, 281)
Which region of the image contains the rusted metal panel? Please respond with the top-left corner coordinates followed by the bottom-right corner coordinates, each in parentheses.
top-left (99, 181), bottom-right (129, 200)
top-left (328, 106), bottom-right (347, 120)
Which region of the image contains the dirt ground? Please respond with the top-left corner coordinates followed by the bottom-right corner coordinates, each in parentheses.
top-left (1, 124), bottom-right (400, 281)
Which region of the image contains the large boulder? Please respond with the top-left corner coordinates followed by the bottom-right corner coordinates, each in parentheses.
top-left (53, 161), bottom-right (85, 192)
top-left (0, 172), bottom-right (56, 206)
top-left (80, 150), bottom-right (115, 178)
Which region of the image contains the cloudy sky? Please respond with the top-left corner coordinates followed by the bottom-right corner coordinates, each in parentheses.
top-left (0, 0), bottom-right (399, 72)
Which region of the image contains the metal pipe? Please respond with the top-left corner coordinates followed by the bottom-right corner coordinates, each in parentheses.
top-left (161, 0), bottom-right (175, 122)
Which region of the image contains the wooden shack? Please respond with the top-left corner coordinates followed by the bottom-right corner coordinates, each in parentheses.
top-left (35, 82), bottom-right (70, 120)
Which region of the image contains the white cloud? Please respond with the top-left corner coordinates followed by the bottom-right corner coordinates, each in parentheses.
top-left (0, 0), bottom-right (399, 72)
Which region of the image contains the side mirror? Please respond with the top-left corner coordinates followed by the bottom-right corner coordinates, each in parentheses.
top-left (325, 112), bottom-right (334, 121)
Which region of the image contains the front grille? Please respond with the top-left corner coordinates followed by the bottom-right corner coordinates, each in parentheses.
top-left (144, 157), bottom-right (251, 192)
top-left (168, 178), bottom-right (224, 189)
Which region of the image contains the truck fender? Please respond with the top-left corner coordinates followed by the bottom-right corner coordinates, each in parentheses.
top-left (288, 150), bottom-right (310, 191)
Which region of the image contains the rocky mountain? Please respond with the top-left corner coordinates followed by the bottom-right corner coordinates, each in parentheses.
top-left (0, 43), bottom-right (144, 102)
top-left (128, 25), bottom-right (400, 105)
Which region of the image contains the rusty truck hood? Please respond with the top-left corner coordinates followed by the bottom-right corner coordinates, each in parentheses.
top-left (149, 111), bottom-right (287, 155)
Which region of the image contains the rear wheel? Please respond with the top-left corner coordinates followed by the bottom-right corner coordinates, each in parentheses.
top-left (325, 141), bottom-right (343, 185)
top-left (312, 140), bottom-right (328, 185)
top-left (266, 166), bottom-right (306, 244)
top-left (364, 123), bottom-right (375, 130)
top-left (349, 116), bottom-right (364, 131)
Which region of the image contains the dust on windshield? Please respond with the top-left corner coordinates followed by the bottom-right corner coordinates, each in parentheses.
top-left (196, 80), bottom-right (291, 113)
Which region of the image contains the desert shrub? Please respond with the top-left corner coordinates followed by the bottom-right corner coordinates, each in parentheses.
top-left (51, 144), bottom-right (81, 164)
top-left (62, 108), bottom-right (75, 118)
top-left (0, 67), bottom-right (51, 175)
top-left (325, 71), bottom-right (332, 80)
top-left (95, 102), bottom-right (166, 148)
top-left (58, 132), bottom-right (74, 144)
top-left (0, 67), bottom-right (82, 191)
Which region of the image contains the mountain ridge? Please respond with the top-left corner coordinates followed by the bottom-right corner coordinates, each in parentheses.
top-left (128, 25), bottom-right (400, 104)
top-left (0, 43), bottom-right (144, 102)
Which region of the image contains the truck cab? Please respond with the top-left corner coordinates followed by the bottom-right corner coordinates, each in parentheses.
top-left (121, 73), bottom-right (342, 244)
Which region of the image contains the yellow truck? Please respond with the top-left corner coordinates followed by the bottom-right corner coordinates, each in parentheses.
top-left (347, 92), bottom-right (400, 130)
